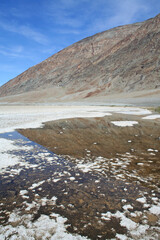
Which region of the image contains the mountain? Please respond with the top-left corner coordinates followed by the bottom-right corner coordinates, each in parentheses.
top-left (0, 14), bottom-right (160, 104)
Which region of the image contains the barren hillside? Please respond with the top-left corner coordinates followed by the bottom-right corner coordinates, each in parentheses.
top-left (0, 14), bottom-right (160, 104)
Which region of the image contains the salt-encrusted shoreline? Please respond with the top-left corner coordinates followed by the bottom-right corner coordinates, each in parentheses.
top-left (0, 106), bottom-right (160, 239)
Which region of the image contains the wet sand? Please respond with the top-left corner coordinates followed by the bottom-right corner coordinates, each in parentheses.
top-left (16, 113), bottom-right (160, 239)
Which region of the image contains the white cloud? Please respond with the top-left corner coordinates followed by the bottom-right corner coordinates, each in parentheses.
top-left (0, 21), bottom-right (49, 45)
top-left (108, 0), bottom-right (149, 25)
top-left (45, 0), bottom-right (151, 37)
top-left (19, 25), bottom-right (49, 45)
top-left (0, 45), bottom-right (24, 57)
top-left (57, 28), bottom-right (81, 35)
top-left (90, 0), bottom-right (150, 33)
top-left (45, 0), bottom-right (87, 29)
top-left (0, 49), bottom-right (20, 57)
top-left (0, 63), bottom-right (24, 73)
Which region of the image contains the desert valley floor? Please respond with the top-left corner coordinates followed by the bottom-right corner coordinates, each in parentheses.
top-left (0, 105), bottom-right (160, 240)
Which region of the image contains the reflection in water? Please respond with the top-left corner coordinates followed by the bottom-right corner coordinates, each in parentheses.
top-left (0, 131), bottom-right (160, 239)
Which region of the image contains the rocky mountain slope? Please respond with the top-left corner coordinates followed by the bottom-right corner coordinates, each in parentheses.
top-left (0, 14), bottom-right (160, 104)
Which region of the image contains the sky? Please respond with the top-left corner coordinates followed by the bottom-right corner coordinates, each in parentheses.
top-left (0, 0), bottom-right (160, 86)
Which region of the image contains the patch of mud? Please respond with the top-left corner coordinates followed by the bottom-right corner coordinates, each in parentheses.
top-left (18, 114), bottom-right (160, 183)
top-left (14, 113), bottom-right (160, 239)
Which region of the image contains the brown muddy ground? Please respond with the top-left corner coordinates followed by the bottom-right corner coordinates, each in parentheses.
top-left (16, 113), bottom-right (160, 239)
top-left (18, 113), bottom-right (160, 185)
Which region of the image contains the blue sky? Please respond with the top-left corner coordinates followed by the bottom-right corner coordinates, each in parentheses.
top-left (0, 0), bottom-right (160, 86)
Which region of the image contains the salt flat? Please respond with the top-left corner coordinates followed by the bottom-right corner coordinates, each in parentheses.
top-left (0, 105), bottom-right (160, 240)
top-left (0, 105), bottom-right (152, 133)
